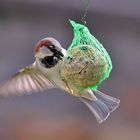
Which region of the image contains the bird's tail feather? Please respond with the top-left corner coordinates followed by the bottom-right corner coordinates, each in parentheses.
top-left (80, 90), bottom-right (120, 123)
top-left (94, 90), bottom-right (120, 112)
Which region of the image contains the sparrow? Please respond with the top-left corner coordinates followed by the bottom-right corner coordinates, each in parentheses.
top-left (0, 20), bottom-right (120, 123)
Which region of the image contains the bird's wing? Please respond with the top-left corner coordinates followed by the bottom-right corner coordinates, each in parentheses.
top-left (0, 64), bottom-right (55, 97)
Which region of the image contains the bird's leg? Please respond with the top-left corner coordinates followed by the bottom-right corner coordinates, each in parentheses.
top-left (62, 79), bottom-right (74, 94)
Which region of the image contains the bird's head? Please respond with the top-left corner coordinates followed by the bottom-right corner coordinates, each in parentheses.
top-left (34, 37), bottom-right (65, 68)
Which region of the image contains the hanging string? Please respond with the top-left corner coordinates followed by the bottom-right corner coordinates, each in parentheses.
top-left (81, 0), bottom-right (89, 25)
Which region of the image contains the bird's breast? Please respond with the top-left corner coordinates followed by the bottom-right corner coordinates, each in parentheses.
top-left (36, 61), bottom-right (69, 92)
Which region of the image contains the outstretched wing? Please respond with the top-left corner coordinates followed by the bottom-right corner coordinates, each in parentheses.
top-left (0, 63), bottom-right (54, 97)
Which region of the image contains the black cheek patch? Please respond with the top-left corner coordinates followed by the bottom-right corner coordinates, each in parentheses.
top-left (41, 56), bottom-right (59, 68)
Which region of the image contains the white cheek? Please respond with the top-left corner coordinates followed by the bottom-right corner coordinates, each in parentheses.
top-left (40, 46), bottom-right (53, 56)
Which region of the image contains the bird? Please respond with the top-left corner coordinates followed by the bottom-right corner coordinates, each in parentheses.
top-left (0, 20), bottom-right (120, 123)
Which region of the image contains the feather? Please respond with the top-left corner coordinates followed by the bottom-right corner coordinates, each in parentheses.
top-left (0, 63), bottom-right (54, 96)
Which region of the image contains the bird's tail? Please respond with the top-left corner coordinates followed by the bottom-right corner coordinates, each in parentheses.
top-left (80, 90), bottom-right (120, 123)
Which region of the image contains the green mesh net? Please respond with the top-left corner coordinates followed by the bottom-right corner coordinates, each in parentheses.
top-left (68, 20), bottom-right (113, 90)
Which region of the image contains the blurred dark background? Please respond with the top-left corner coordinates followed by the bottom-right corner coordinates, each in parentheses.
top-left (0, 0), bottom-right (140, 140)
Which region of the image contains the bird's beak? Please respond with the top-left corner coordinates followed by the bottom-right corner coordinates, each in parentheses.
top-left (54, 51), bottom-right (64, 60)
